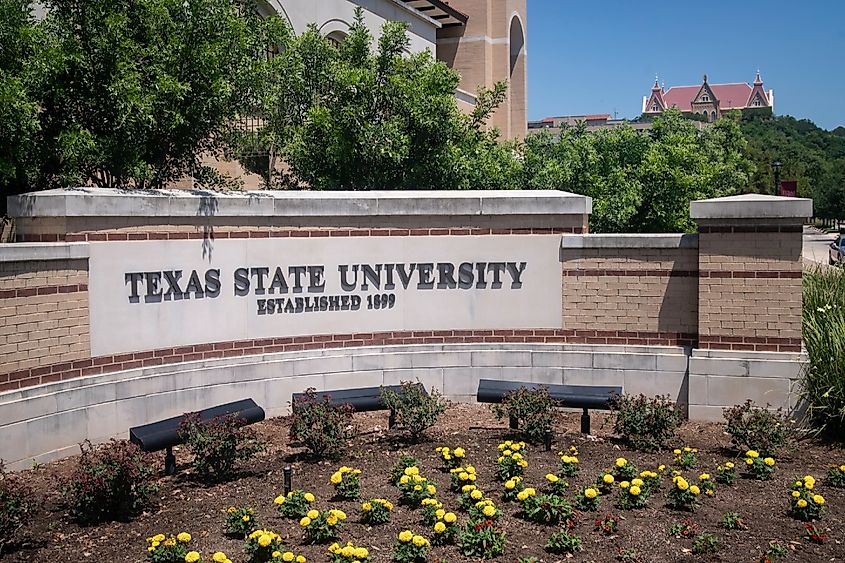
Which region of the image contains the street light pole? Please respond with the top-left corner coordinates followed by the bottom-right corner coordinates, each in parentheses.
top-left (771, 160), bottom-right (783, 196)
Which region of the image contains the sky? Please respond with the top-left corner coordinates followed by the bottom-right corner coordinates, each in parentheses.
top-left (526, 0), bottom-right (845, 130)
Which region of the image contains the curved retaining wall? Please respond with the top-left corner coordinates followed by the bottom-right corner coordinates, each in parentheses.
top-left (0, 342), bottom-right (691, 469)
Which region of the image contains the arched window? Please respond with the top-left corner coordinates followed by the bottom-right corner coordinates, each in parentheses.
top-left (509, 17), bottom-right (525, 77)
top-left (326, 30), bottom-right (347, 48)
top-left (711, 111), bottom-right (716, 121)
top-left (651, 104), bottom-right (659, 112)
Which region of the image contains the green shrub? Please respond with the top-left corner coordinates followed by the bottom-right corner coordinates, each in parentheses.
top-left (178, 412), bottom-right (264, 481)
top-left (610, 394), bottom-right (682, 451)
top-left (517, 490), bottom-right (573, 525)
top-left (492, 386), bottom-right (556, 444)
top-left (723, 400), bottom-right (792, 455)
top-left (289, 388), bottom-right (356, 460)
top-left (457, 519), bottom-right (506, 559)
top-left (720, 511), bottom-right (746, 530)
top-left (0, 461), bottom-right (36, 553)
top-left (545, 530), bottom-right (582, 555)
top-left (692, 532), bottom-right (719, 555)
top-left (381, 381), bottom-right (447, 442)
top-left (802, 266), bottom-right (845, 436)
top-left (61, 440), bottom-right (157, 525)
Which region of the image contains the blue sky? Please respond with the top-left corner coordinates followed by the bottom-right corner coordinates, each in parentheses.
top-left (526, 0), bottom-right (845, 130)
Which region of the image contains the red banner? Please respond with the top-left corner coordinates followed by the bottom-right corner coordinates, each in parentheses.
top-left (780, 180), bottom-right (797, 197)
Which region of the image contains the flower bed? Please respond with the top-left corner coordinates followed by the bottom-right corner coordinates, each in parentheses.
top-left (2, 404), bottom-right (844, 563)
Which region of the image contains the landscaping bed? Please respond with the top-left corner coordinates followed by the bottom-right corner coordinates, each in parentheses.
top-left (4, 403), bottom-right (845, 562)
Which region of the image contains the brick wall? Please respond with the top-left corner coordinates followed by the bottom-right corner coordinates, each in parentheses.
top-left (0, 259), bottom-right (90, 386)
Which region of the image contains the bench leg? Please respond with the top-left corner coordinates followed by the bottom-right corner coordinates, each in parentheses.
top-left (580, 408), bottom-right (591, 435)
top-left (165, 446), bottom-right (176, 476)
top-left (509, 415), bottom-right (519, 430)
top-left (388, 408), bottom-right (396, 430)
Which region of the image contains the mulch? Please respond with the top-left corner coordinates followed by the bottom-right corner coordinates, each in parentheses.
top-left (3, 404), bottom-right (845, 562)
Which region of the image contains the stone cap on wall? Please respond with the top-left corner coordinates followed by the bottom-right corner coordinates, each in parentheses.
top-left (690, 194), bottom-right (812, 220)
top-left (8, 188), bottom-right (593, 218)
top-left (0, 242), bottom-right (89, 262)
top-left (561, 233), bottom-right (698, 250)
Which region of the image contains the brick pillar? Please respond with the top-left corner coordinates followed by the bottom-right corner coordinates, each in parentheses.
top-left (687, 194), bottom-right (812, 420)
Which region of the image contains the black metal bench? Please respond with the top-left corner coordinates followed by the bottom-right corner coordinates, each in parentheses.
top-left (291, 383), bottom-right (427, 429)
top-left (129, 398), bottom-right (265, 475)
top-left (476, 379), bottom-right (621, 434)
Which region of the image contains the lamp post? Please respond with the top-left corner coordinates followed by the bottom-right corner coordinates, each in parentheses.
top-left (771, 160), bottom-right (783, 196)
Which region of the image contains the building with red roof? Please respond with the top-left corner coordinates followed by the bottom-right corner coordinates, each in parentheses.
top-left (642, 72), bottom-right (773, 122)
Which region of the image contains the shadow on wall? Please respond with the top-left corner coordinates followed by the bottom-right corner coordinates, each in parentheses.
top-left (657, 259), bottom-right (699, 337)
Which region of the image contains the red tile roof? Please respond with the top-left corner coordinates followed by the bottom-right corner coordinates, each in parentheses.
top-left (663, 83), bottom-right (753, 111)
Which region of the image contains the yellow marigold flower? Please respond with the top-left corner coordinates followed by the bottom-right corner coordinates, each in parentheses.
top-left (502, 449), bottom-right (512, 457)
top-left (307, 509), bottom-right (319, 520)
top-left (300, 517), bottom-right (311, 527)
top-left (165, 539), bottom-right (177, 548)
top-left (746, 450), bottom-right (759, 458)
top-left (444, 512), bottom-right (457, 523)
top-left (413, 485), bottom-right (422, 491)
top-left (792, 491), bottom-right (800, 498)
top-left (212, 553), bottom-right (227, 563)
top-left (505, 480), bottom-right (516, 490)
top-left (399, 475), bottom-right (410, 485)
top-left (482, 505), bottom-right (496, 517)
top-left (524, 487), bottom-right (536, 496)
top-left (725, 462), bottom-right (735, 469)
top-left (361, 502), bottom-right (372, 512)
top-left (470, 489), bottom-right (483, 500)
top-left (745, 458), bottom-right (754, 465)
top-left (326, 515), bottom-right (338, 526)
top-left (296, 557), bottom-right (305, 563)
top-left (813, 495), bottom-right (825, 505)
top-left (620, 481), bottom-right (630, 489)
top-left (272, 552), bottom-right (281, 559)
top-left (677, 479), bottom-right (689, 490)
top-left (153, 534), bottom-right (166, 543)
top-left (283, 553), bottom-right (295, 562)
top-left (584, 487), bottom-right (598, 499)
top-left (258, 534), bottom-right (272, 548)
top-left (242, 515), bottom-right (250, 522)
top-left (658, 464), bottom-right (666, 471)
top-left (176, 532), bottom-right (191, 543)
top-left (545, 474), bottom-right (559, 483)
top-left (805, 482), bottom-right (814, 490)
top-left (466, 465), bottom-right (476, 473)
top-left (797, 499), bottom-right (808, 508)
top-left (689, 485), bottom-right (700, 496)
top-left (631, 478), bottom-right (643, 487)
top-left (458, 471), bottom-right (469, 480)
top-left (304, 492), bottom-right (315, 502)
top-left (673, 449), bottom-right (682, 455)
top-left (615, 458), bottom-right (627, 468)
top-left (412, 535), bottom-right (428, 547)
top-left (330, 472), bottom-right (342, 485)
top-left (185, 552), bottom-right (200, 563)
top-left (603, 474), bottom-right (615, 484)
top-left (274, 495), bottom-right (285, 505)
top-left (227, 506), bottom-right (237, 513)
top-left (341, 546), bottom-right (354, 558)
top-left (405, 466), bottom-right (420, 476)
top-left (683, 446), bottom-right (691, 452)
top-left (355, 548), bottom-right (368, 559)
top-left (435, 508), bottom-right (445, 519)
top-left (427, 485), bottom-right (436, 495)
top-left (629, 485), bottom-right (641, 496)
top-left (764, 457), bottom-right (775, 467)
top-left (454, 448), bottom-right (465, 457)
top-left (804, 475), bottom-right (815, 483)
top-left (839, 464), bottom-right (845, 472)
top-left (398, 530), bottom-right (413, 543)
top-left (148, 547), bottom-right (155, 553)
top-left (434, 521), bottom-right (446, 534)
top-left (333, 510), bottom-right (347, 520)
top-left (516, 491), bottom-right (528, 501)
top-left (699, 474), bottom-right (710, 481)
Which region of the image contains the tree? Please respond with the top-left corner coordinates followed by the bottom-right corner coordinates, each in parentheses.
top-left (31, 0), bottom-right (282, 189)
top-left (251, 8), bottom-right (513, 190)
top-left (0, 0), bottom-right (39, 202)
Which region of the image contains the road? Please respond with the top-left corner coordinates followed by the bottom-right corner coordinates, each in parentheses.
top-left (803, 226), bottom-right (837, 265)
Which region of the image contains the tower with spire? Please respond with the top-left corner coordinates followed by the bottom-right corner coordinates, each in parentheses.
top-left (642, 72), bottom-right (773, 121)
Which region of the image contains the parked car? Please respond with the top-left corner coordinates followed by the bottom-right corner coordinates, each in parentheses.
top-left (831, 235), bottom-right (845, 266)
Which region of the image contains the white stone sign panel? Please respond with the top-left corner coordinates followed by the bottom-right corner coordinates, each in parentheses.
top-left (88, 236), bottom-right (563, 356)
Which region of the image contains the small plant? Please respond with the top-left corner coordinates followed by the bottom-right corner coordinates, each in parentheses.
top-left (458, 484), bottom-right (485, 510)
top-left (419, 498), bottom-right (443, 525)
top-left (789, 476), bottom-right (825, 521)
top-left (638, 470), bottom-right (661, 494)
top-left (761, 541), bottom-right (788, 562)
top-left (673, 446), bottom-right (698, 469)
top-left (610, 394), bottom-right (682, 451)
top-left (667, 475), bottom-right (699, 511)
top-left (62, 440), bottom-right (157, 525)
top-left (381, 381), bottom-right (447, 442)
top-left (543, 473), bottom-right (569, 496)
top-left (468, 498), bottom-right (501, 524)
top-left (596, 469), bottom-right (616, 494)
top-left (492, 386), bottom-right (556, 444)
top-left (501, 476), bottom-right (525, 501)
top-left (450, 465), bottom-right (478, 492)
top-left (329, 466), bottom-right (361, 499)
top-left (826, 463), bottom-right (845, 487)
top-left (668, 518), bottom-right (697, 538)
top-left (328, 541), bottom-right (370, 562)
top-left (723, 400), bottom-right (792, 455)
top-left (558, 449), bottom-right (580, 477)
top-left (209, 552), bottom-right (234, 563)
top-left (616, 479), bottom-right (647, 510)
top-left (435, 446), bottom-right (466, 470)
top-left (274, 489), bottom-right (315, 519)
top-left (0, 462), bottom-right (36, 553)
top-left (803, 522), bottom-right (827, 544)
top-left (576, 486), bottom-right (601, 511)
top-left (224, 506), bottom-right (256, 538)
top-left (458, 519), bottom-right (506, 559)
top-left (692, 532), bottom-right (719, 555)
top-left (397, 467), bottom-right (437, 506)
top-left (389, 455), bottom-right (419, 485)
top-left (289, 388), bottom-right (355, 460)
top-left (393, 530), bottom-right (430, 562)
top-left (431, 511), bottom-right (458, 546)
top-left (300, 509), bottom-right (347, 543)
top-left (744, 450), bottom-right (776, 480)
top-left (594, 513), bottom-right (618, 535)
top-left (517, 491), bottom-right (573, 525)
top-left (361, 498), bottom-right (393, 525)
top-left (617, 547), bottom-right (640, 562)
top-left (178, 412), bottom-right (264, 481)
top-left (697, 473), bottom-right (715, 497)
top-left (546, 529), bottom-right (582, 554)
top-left (244, 529), bottom-right (283, 563)
top-left (715, 461), bottom-right (736, 485)
top-left (613, 457), bottom-right (639, 481)
top-left (517, 558), bottom-right (539, 563)
top-left (495, 440), bottom-right (528, 480)
top-left (721, 511), bottom-right (746, 530)
top-left (145, 532), bottom-right (195, 563)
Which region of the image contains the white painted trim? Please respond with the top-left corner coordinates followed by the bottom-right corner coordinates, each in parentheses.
top-left (0, 242), bottom-right (90, 262)
top-left (436, 35), bottom-right (509, 45)
top-left (560, 234), bottom-right (699, 250)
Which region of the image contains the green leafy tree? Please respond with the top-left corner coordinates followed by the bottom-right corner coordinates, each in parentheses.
top-left (31, 0), bottom-right (283, 189)
top-left (252, 8), bottom-right (512, 190)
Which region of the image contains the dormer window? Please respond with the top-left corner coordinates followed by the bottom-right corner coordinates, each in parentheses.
top-left (752, 99), bottom-right (762, 107)
top-left (701, 94), bottom-right (709, 102)
top-left (651, 104), bottom-right (659, 112)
